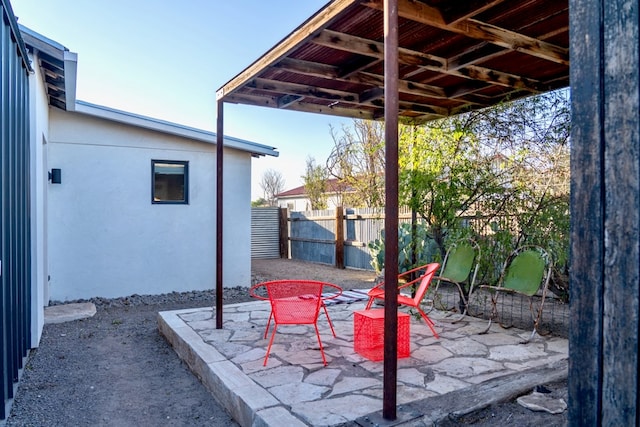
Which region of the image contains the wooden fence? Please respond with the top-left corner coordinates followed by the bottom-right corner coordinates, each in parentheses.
top-left (283, 206), bottom-right (516, 271)
top-left (286, 207), bottom-right (414, 270)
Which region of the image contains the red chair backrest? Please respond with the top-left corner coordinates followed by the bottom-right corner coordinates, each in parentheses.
top-left (411, 262), bottom-right (440, 305)
top-left (265, 280), bottom-right (324, 324)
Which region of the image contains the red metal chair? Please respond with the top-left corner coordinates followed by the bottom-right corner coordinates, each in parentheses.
top-left (249, 280), bottom-right (342, 366)
top-left (365, 262), bottom-right (441, 338)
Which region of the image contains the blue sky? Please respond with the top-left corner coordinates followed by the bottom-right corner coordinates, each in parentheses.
top-left (11, 0), bottom-right (351, 199)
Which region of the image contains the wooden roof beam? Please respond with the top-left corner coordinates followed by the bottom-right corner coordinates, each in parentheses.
top-left (447, 25), bottom-right (570, 71)
top-left (273, 57), bottom-right (340, 79)
top-left (338, 57), bottom-right (383, 79)
top-left (277, 100), bottom-right (377, 120)
top-left (438, 0), bottom-right (508, 25)
top-left (273, 58), bottom-right (452, 100)
top-left (312, 29), bottom-right (544, 92)
top-left (248, 77), bottom-right (359, 103)
top-left (277, 94), bottom-right (305, 109)
top-left (362, 0), bottom-right (569, 66)
top-left (249, 76), bottom-right (450, 116)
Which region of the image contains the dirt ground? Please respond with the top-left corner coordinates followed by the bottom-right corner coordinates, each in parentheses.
top-left (251, 258), bottom-right (378, 290)
top-left (6, 258), bottom-right (567, 426)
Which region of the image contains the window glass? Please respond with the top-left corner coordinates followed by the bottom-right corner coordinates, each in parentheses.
top-left (152, 160), bottom-right (188, 204)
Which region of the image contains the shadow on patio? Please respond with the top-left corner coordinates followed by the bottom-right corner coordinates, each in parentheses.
top-left (158, 297), bottom-right (567, 426)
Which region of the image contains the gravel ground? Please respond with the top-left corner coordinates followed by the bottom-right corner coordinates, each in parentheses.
top-left (6, 288), bottom-right (251, 427)
top-left (6, 259), bottom-right (567, 426)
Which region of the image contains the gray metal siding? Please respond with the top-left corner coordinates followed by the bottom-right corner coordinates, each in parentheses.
top-left (1, 0), bottom-right (31, 419)
top-left (251, 207), bottom-right (280, 259)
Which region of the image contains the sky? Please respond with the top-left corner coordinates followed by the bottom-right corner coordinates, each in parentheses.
top-left (10, 0), bottom-right (352, 200)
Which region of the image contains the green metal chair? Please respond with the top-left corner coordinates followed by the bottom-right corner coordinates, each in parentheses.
top-left (426, 239), bottom-right (480, 320)
top-left (480, 245), bottom-right (551, 342)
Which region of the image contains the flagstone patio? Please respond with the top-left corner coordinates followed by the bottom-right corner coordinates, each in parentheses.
top-left (158, 297), bottom-right (568, 426)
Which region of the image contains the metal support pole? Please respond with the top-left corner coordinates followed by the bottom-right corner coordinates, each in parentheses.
top-left (383, 0), bottom-right (399, 421)
top-left (215, 100), bottom-right (224, 329)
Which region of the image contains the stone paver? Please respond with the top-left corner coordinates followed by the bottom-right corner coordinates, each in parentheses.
top-left (44, 302), bottom-right (96, 324)
top-left (158, 297), bottom-right (568, 427)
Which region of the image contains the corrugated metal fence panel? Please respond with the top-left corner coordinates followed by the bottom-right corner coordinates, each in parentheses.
top-left (290, 209), bottom-right (335, 265)
top-left (1, 2), bottom-right (32, 420)
top-left (251, 207), bottom-right (280, 259)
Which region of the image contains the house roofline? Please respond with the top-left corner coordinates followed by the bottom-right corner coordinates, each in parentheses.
top-left (19, 24), bottom-right (77, 110)
top-left (73, 100), bottom-right (279, 157)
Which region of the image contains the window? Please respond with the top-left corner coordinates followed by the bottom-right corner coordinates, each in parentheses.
top-left (152, 160), bottom-right (188, 204)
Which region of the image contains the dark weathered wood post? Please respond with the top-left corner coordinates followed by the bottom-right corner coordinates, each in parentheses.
top-left (569, 0), bottom-right (639, 425)
top-left (383, 0), bottom-right (399, 421)
top-left (335, 206), bottom-right (344, 269)
top-left (279, 207), bottom-right (289, 259)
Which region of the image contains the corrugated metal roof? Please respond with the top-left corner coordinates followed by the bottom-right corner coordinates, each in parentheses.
top-left (217, 0), bottom-right (569, 122)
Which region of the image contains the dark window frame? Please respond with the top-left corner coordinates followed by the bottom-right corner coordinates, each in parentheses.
top-left (151, 160), bottom-right (189, 204)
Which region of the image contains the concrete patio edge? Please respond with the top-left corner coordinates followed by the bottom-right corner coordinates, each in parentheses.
top-left (158, 309), bottom-right (305, 427)
top-left (158, 305), bottom-right (568, 427)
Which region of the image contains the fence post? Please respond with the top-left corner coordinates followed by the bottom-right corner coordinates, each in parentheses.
top-left (279, 207), bottom-right (289, 259)
top-left (335, 206), bottom-right (344, 268)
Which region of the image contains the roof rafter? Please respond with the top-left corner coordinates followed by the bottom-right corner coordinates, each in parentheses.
top-left (362, 0), bottom-right (569, 65)
top-left (313, 29), bottom-right (545, 92)
top-left (248, 76), bottom-right (451, 117)
top-left (271, 58), bottom-right (486, 111)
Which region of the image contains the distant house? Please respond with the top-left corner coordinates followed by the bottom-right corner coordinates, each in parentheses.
top-left (275, 179), bottom-right (353, 211)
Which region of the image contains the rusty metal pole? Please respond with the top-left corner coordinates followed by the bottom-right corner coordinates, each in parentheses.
top-left (383, 0), bottom-right (399, 420)
top-left (216, 100), bottom-right (224, 329)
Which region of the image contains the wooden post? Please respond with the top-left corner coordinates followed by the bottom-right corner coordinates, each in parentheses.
top-left (569, 0), bottom-right (639, 425)
top-left (335, 206), bottom-right (344, 269)
top-left (279, 207), bottom-right (289, 259)
top-left (383, 0), bottom-right (399, 421)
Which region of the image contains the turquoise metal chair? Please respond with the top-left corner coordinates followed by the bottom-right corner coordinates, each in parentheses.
top-left (480, 245), bottom-right (551, 342)
top-left (426, 239), bottom-right (480, 320)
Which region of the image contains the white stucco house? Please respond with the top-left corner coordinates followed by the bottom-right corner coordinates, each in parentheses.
top-left (23, 25), bottom-right (277, 318)
top-left (1, 7), bottom-right (277, 417)
top-left (275, 179), bottom-right (353, 211)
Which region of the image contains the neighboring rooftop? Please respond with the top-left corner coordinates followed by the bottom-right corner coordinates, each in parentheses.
top-left (276, 178), bottom-right (353, 198)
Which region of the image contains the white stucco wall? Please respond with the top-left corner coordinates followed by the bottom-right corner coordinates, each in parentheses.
top-left (47, 109), bottom-right (252, 300)
top-left (28, 51), bottom-right (52, 345)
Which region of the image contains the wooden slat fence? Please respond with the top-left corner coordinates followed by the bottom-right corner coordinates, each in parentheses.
top-left (286, 206), bottom-right (522, 271)
top-left (288, 207), bottom-right (414, 270)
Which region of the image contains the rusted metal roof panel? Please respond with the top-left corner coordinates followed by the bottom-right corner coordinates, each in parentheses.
top-left (218, 0), bottom-right (570, 122)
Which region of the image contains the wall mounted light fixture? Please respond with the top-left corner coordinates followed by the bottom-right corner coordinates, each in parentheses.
top-left (48, 168), bottom-right (61, 184)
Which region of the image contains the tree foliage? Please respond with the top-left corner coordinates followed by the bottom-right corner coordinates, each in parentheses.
top-left (326, 120), bottom-right (386, 207)
top-left (302, 156), bottom-right (328, 210)
top-left (251, 197), bottom-right (268, 207)
top-left (335, 90), bottom-right (570, 299)
top-left (398, 89), bottom-right (571, 297)
top-left (259, 169), bottom-right (285, 206)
